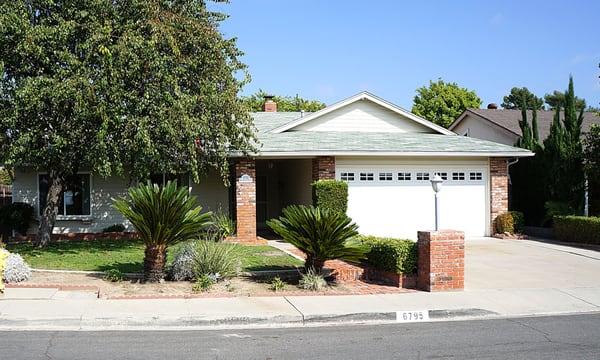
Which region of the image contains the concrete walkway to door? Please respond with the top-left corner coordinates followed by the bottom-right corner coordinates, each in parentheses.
top-left (466, 237), bottom-right (600, 290)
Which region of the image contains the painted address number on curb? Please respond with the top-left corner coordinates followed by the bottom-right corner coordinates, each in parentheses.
top-left (396, 311), bottom-right (430, 323)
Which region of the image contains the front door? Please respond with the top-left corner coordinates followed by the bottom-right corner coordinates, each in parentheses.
top-left (256, 175), bottom-right (268, 229)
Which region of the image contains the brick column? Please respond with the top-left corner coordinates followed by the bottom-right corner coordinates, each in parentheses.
top-left (234, 158), bottom-right (257, 243)
top-left (417, 230), bottom-right (464, 292)
top-left (490, 157), bottom-right (509, 234)
top-left (312, 156), bottom-right (335, 181)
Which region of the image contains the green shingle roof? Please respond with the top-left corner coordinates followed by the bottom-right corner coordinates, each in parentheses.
top-left (250, 112), bottom-right (532, 157)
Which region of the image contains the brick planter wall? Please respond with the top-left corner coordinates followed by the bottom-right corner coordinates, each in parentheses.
top-left (417, 230), bottom-right (464, 292)
top-left (234, 158), bottom-right (258, 243)
top-left (312, 156), bottom-right (335, 181)
top-left (324, 260), bottom-right (416, 289)
top-left (490, 157), bottom-right (509, 234)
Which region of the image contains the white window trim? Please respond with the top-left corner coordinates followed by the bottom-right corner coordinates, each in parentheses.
top-left (37, 172), bottom-right (93, 221)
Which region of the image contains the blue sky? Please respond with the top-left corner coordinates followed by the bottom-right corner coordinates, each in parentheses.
top-left (212, 0), bottom-right (600, 109)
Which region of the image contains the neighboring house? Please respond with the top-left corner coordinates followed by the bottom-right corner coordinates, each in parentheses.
top-left (12, 92), bottom-right (532, 241)
top-left (449, 106), bottom-right (600, 146)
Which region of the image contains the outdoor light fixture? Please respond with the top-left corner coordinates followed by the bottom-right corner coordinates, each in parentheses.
top-left (430, 174), bottom-right (444, 231)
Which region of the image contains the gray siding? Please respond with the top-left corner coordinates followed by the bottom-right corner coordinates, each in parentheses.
top-left (13, 169), bottom-right (229, 234)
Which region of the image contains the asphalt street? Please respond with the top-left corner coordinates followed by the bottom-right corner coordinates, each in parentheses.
top-left (1, 313), bottom-right (599, 359)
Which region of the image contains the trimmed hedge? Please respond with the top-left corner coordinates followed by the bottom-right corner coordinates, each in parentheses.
top-left (554, 216), bottom-right (600, 245)
top-left (494, 211), bottom-right (526, 234)
top-left (312, 180), bottom-right (348, 214)
top-left (0, 202), bottom-right (34, 235)
top-left (509, 211), bottom-right (525, 233)
top-left (494, 212), bottom-right (514, 234)
top-left (358, 235), bottom-right (417, 274)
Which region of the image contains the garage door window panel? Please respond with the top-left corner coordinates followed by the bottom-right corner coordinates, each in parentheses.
top-left (360, 172), bottom-right (374, 181)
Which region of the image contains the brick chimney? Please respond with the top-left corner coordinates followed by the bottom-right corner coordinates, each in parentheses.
top-left (263, 95), bottom-right (277, 112)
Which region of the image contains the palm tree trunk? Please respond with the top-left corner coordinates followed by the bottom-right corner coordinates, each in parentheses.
top-left (144, 244), bottom-right (167, 282)
top-left (304, 255), bottom-right (325, 274)
top-left (36, 172), bottom-right (64, 248)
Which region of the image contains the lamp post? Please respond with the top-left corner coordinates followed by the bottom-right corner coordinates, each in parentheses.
top-left (430, 174), bottom-right (444, 231)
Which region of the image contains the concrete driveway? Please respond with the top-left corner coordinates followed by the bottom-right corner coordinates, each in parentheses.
top-left (466, 237), bottom-right (600, 290)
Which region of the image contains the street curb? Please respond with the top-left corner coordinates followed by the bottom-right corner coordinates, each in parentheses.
top-left (0, 308), bottom-right (501, 330)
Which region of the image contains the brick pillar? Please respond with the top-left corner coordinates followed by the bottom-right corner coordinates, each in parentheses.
top-left (234, 158), bottom-right (258, 243)
top-left (312, 156), bottom-right (335, 181)
top-left (490, 157), bottom-right (509, 234)
top-left (417, 230), bottom-right (465, 292)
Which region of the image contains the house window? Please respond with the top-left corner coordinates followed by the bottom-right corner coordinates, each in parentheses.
top-left (433, 172), bottom-right (448, 180)
top-left (148, 173), bottom-right (190, 188)
top-left (469, 172), bottom-right (483, 181)
top-left (452, 172), bottom-right (465, 181)
top-left (416, 172), bottom-right (430, 181)
top-left (38, 174), bottom-right (91, 216)
top-left (340, 172), bottom-right (355, 181)
top-left (379, 172), bottom-right (393, 181)
top-left (397, 172), bottom-right (411, 181)
top-left (359, 172), bottom-right (374, 181)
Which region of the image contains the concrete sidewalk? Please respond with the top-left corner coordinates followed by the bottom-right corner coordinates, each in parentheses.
top-left (2, 285), bottom-right (600, 330)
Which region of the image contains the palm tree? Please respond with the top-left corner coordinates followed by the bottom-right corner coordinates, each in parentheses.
top-left (267, 205), bottom-right (366, 273)
top-left (114, 181), bottom-right (211, 281)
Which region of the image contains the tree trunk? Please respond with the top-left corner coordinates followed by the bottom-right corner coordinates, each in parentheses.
top-left (144, 244), bottom-right (167, 282)
top-left (36, 172), bottom-right (64, 248)
top-left (304, 255), bottom-right (325, 274)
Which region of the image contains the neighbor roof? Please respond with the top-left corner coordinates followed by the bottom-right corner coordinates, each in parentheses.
top-left (450, 109), bottom-right (600, 139)
top-left (248, 111), bottom-right (532, 158)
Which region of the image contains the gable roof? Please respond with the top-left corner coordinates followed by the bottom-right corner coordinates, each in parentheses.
top-left (450, 109), bottom-right (600, 139)
top-left (270, 91), bottom-right (455, 135)
top-left (243, 92), bottom-right (534, 158)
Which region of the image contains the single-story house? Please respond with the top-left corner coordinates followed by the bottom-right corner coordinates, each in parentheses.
top-left (449, 105), bottom-right (600, 146)
top-left (13, 92), bottom-right (533, 242)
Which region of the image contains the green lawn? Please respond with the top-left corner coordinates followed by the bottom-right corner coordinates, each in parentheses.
top-left (7, 239), bottom-right (303, 274)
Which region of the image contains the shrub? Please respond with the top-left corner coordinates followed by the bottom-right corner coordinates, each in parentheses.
top-left (509, 211), bottom-right (525, 233)
top-left (192, 240), bottom-right (241, 279)
top-left (168, 242), bottom-right (197, 281)
top-left (270, 276), bottom-right (286, 292)
top-left (192, 274), bottom-right (216, 292)
top-left (103, 269), bottom-right (124, 282)
top-left (494, 212), bottom-right (514, 234)
top-left (210, 211), bottom-right (236, 240)
top-left (2, 251), bottom-right (31, 283)
top-left (267, 205), bottom-right (367, 273)
top-left (312, 180), bottom-right (348, 214)
top-left (102, 224), bottom-right (126, 233)
top-left (299, 269), bottom-right (327, 291)
top-left (544, 201), bottom-right (576, 226)
top-left (114, 181), bottom-right (212, 282)
top-left (554, 216), bottom-right (600, 244)
top-left (359, 236), bottom-right (417, 274)
top-left (0, 202), bottom-right (34, 235)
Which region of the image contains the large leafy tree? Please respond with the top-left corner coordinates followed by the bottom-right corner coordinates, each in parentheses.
top-left (242, 89), bottom-right (326, 112)
top-left (411, 79), bottom-right (482, 128)
top-left (544, 90), bottom-right (586, 111)
top-left (0, 0), bottom-right (255, 247)
top-left (502, 87), bottom-right (544, 110)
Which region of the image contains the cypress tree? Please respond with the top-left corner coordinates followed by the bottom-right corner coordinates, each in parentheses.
top-left (542, 76), bottom-right (585, 212)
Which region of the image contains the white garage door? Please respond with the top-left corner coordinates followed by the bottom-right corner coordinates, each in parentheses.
top-left (337, 166), bottom-right (488, 239)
